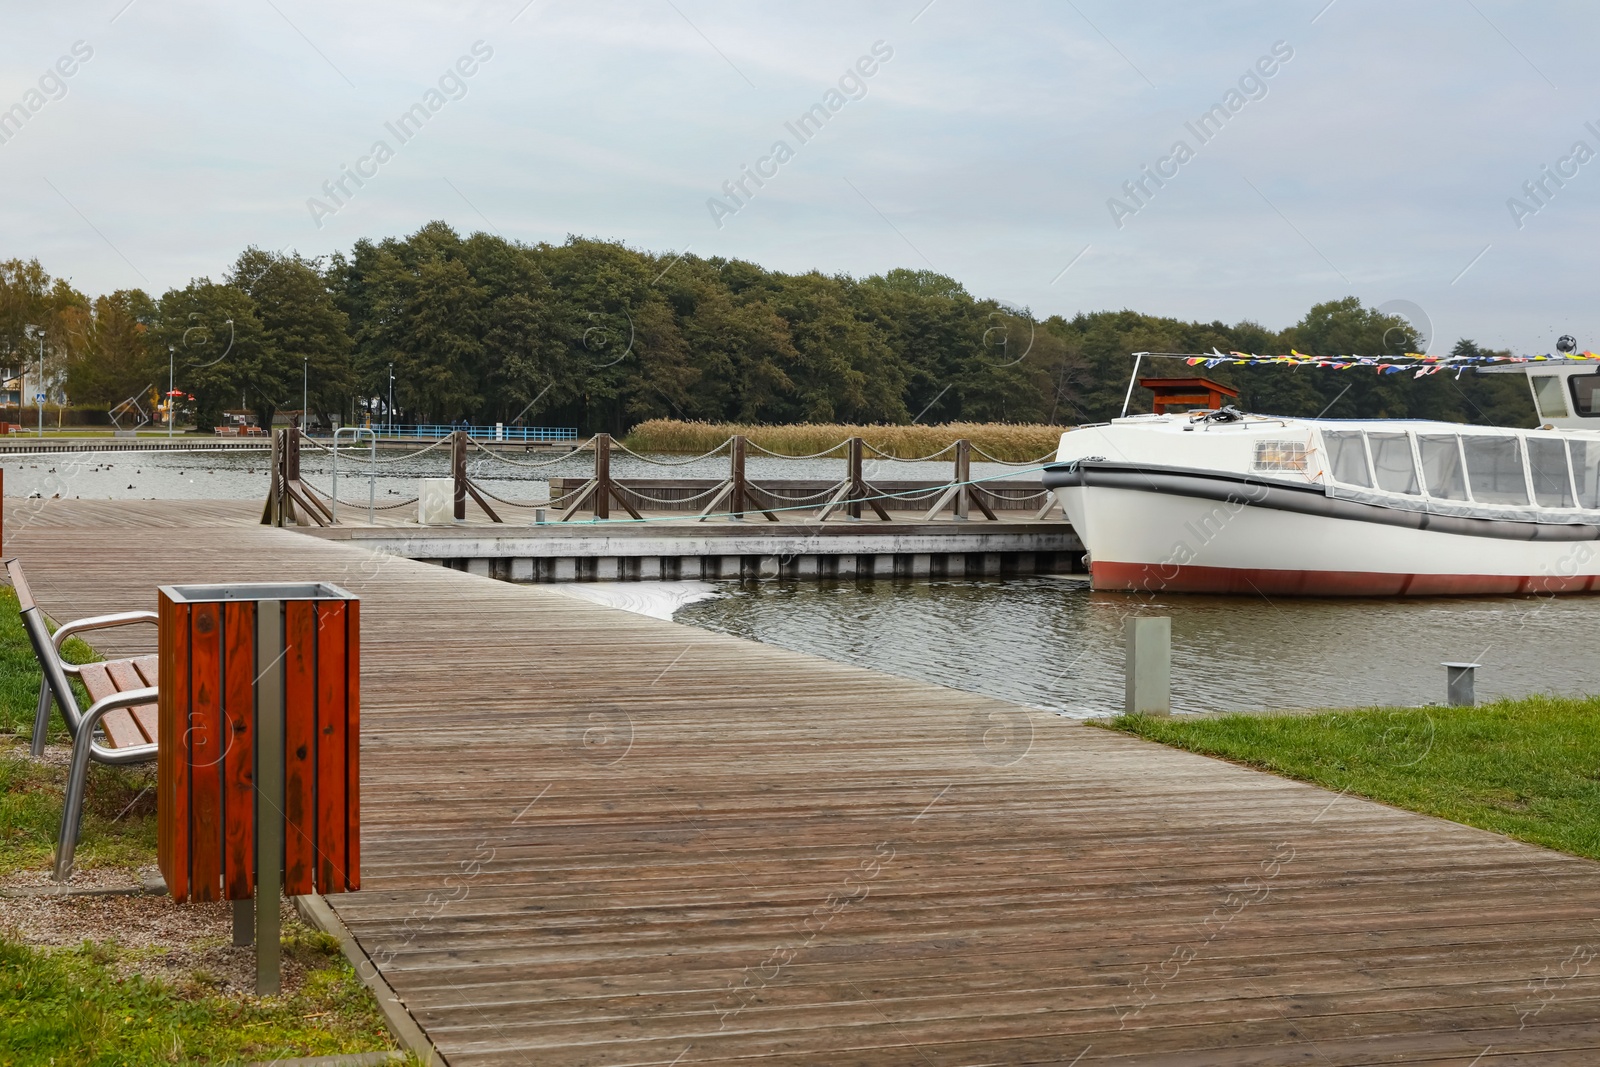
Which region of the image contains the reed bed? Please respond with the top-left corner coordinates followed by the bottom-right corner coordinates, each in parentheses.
top-left (623, 420), bottom-right (1067, 462)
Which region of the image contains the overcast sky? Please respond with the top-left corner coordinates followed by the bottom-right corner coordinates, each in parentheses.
top-left (2, 1), bottom-right (1596, 354)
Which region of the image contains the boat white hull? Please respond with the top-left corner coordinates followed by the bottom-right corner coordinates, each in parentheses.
top-left (1055, 482), bottom-right (1600, 596)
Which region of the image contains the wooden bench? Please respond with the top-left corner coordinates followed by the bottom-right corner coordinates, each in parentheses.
top-left (7, 558), bottom-right (159, 880)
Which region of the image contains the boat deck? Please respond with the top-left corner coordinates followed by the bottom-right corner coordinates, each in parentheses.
top-left (8, 497), bottom-right (1600, 1065)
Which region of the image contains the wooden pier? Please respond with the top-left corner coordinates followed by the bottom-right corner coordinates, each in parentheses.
top-left (11, 499), bottom-right (1600, 1065)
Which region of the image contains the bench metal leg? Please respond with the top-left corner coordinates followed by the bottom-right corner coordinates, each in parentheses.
top-left (51, 688), bottom-right (159, 882)
top-left (31, 681), bottom-right (52, 757)
top-left (53, 724), bottom-right (94, 881)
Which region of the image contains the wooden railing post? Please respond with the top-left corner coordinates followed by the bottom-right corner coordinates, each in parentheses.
top-left (730, 435), bottom-right (747, 520)
top-left (285, 415), bottom-right (301, 485)
top-left (593, 432), bottom-right (611, 521)
top-left (846, 437), bottom-right (863, 520)
top-left (954, 438), bottom-right (971, 521)
top-left (452, 430), bottom-right (467, 522)
top-left (922, 438), bottom-right (995, 522)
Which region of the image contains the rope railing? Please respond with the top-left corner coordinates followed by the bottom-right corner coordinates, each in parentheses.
top-left (745, 481), bottom-right (847, 502)
top-left (546, 466), bottom-right (1055, 525)
top-left (860, 441), bottom-right (960, 463)
top-left (609, 438), bottom-right (735, 466)
top-left (744, 439), bottom-right (851, 460)
top-left (468, 437), bottom-right (593, 468)
top-left (968, 444), bottom-right (1059, 466)
top-left (470, 482), bottom-right (580, 509)
top-left (273, 427), bottom-right (1060, 525)
top-left (368, 437), bottom-right (455, 464)
top-left (299, 478), bottom-right (421, 511)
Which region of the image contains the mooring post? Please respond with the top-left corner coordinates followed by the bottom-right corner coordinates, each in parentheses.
top-left (1443, 662), bottom-right (1480, 707)
top-left (594, 432), bottom-right (612, 521)
top-left (954, 439), bottom-right (971, 521)
top-left (730, 434), bottom-right (748, 520)
top-left (452, 430), bottom-right (467, 522)
top-left (847, 437), bottom-right (864, 520)
top-left (1124, 616), bottom-right (1172, 715)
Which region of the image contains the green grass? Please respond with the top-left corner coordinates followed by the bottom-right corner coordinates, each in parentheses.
top-left (1107, 695), bottom-right (1600, 861)
top-left (0, 924), bottom-right (403, 1066)
top-left (0, 587), bottom-right (406, 1064)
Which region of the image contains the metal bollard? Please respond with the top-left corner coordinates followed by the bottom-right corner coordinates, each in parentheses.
top-left (1443, 661), bottom-right (1480, 707)
top-left (1124, 616), bottom-right (1172, 715)
top-left (534, 509), bottom-right (546, 525)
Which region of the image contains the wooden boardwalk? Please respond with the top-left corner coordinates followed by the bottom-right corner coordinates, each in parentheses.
top-left (11, 500), bottom-right (1600, 1065)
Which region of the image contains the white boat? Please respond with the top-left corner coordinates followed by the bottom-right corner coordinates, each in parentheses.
top-left (1042, 358), bottom-right (1600, 596)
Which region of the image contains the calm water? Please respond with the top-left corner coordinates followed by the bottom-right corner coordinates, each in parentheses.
top-left (16, 448), bottom-right (1597, 716)
top-left (675, 577), bottom-right (1600, 717)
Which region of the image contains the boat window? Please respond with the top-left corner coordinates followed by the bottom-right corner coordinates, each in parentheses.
top-left (1418, 435), bottom-right (1469, 500)
top-left (1570, 441), bottom-right (1600, 508)
top-left (1568, 375), bottom-right (1600, 418)
top-left (1528, 437), bottom-right (1574, 508)
top-left (1463, 435), bottom-right (1529, 505)
top-left (1253, 440), bottom-right (1308, 472)
top-left (1322, 430), bottom-right (1371, 487)
top-left (1368, 433), bottom-right (1419, 494)
top-left (1531, 375), bottom-right (1569, 420)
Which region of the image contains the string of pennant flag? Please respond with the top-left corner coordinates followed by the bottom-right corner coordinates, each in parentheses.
top-left (1135, 350), bottom-right (1600, 379)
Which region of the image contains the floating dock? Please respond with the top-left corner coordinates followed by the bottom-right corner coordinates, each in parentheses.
top-left (310, 515), bottom-right (1084, 582)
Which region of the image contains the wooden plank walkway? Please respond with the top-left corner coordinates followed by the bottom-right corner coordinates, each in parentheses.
top-left (10, 500), bottom-right (1600, 1065)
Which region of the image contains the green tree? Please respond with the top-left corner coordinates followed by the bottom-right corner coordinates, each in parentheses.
top-left (228, 249), bottom-right (354, 428)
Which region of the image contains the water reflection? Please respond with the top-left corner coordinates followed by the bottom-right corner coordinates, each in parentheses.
top-left (676, 577), bottom-right (1600, 716)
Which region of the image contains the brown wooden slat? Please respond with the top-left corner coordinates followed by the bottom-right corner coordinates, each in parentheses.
top-left (222, 600), bottom-right (256, 900)
top-left (314, 601), bottom-right (348, 894)
top-left (283, 599), bottom-right (317, 897)
top-left (78, 662), bottom-right (146, 750)
top-left (344, 598), bottom-right (361, 892)
top-left (157, 595), bottom-right (189, 900)
top-left (186, 601), bottom-right (223, 902)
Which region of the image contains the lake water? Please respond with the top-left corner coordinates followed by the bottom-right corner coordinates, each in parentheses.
top-left (12, 447), bottom-right (1598, 717)
top-left (673, 576), bottom-right (1600, 717)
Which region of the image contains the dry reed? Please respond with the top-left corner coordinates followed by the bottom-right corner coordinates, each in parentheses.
top-left (623, 420), bottom-right (1066, 462)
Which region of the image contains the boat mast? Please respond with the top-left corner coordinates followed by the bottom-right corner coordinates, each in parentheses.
top-left (1121, 352), bottom-right (1147, 417)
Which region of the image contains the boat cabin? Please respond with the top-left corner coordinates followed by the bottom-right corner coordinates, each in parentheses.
top-left (1139, 376), bottom-right (1239, 415)
top-left (1484, 359), bottom-right (1600, 431)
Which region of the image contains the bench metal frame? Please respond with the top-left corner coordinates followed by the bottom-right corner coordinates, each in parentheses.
top-left (6, 559), bottom-right (159, 881)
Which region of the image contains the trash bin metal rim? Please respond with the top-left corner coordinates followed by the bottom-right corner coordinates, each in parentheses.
top-left (158, 581), bottom-right (357, 604)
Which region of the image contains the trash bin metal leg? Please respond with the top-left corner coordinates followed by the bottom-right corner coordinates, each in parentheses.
top-left (256, 601), bottom-right (284, 995)
top-left (232, 898), bottom-right (254, 947)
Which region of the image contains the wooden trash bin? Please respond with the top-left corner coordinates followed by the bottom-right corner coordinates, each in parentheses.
top-left (157, 581), bottom-right (359, 992)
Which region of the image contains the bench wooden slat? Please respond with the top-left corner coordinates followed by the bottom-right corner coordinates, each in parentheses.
top-left (105, 659), bottom-right (158, 745)
top-left (78, 663), bottom-right (148, 750)
top-left (77, 658), bottom-right (160, 749)
top-left (129, 656), bottom-right (160, 743)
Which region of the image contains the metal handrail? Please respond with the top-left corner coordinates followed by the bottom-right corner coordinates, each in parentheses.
top-left (332, 427), bottom-right (377, 525)
top-left (381, 423), bottom-right (578, 443)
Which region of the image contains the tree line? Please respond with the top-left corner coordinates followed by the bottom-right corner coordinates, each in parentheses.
top-left (0, 220), bottom-right (1536, 434)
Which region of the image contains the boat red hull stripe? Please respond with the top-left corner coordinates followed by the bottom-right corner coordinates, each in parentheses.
top-left (1092, 561), bottom-right (1600, 597)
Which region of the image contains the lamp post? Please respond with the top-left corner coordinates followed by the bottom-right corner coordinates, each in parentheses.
top-left (387, 362), bottom-right (394, 436)
top-left (168, 345), bottom-right (175, 439)
top-left (303, 357), bottom-right (309, 433)
top-left (26, 326), bottom-right (43, 437)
